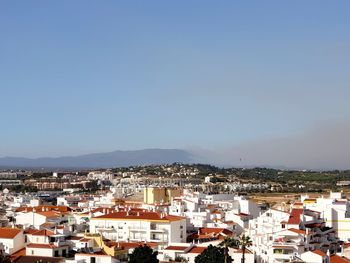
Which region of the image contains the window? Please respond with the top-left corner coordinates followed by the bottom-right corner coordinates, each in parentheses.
top-left (54, 251), bottom-right (59, 257)
top-left (91, 257), bottom-right (96, 263)
top-left (31, 250), bottom-right (34, 255)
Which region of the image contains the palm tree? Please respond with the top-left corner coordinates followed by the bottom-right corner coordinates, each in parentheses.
top-left (219, 236), bottom-right (238, 263)
top-left (238, 234), bottom-right (252, 263)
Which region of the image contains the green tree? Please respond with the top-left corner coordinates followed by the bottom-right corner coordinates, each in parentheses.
top-left (219, 237), bottom-right (239, 263)
top-left (194, 245), bottom-right (231, 263)
top-left (238, 234), bottom-right (252, 263)
top-left (129, 245), bottom-right (159, 263)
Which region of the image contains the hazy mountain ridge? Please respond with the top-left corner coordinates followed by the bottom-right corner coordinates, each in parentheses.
top-left (0, 149), bottom-right (194, 168)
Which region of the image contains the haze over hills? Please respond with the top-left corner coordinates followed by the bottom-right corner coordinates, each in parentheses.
top-left (0, 149), bottom-right (195, 168)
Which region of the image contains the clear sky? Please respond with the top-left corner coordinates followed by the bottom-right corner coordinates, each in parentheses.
top-left (1, 1), bottom-right (350, 167)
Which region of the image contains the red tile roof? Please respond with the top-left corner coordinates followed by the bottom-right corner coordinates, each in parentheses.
top-left (26, 243), bottom-right (58, 249)
top-left (330, 255), bottom-right (350, 263)
top-left (187, 247), bottom-right (207, 254)
top-left (0, 228), bottom-right (22, 239)
top-left (287, 209), bottom-right (303, 225)
top-left (165, 246), bottom-right (189, 251)
top-left (10, 247), bottom-right (26, 261)
top-left (36, 211), bottom-right (61, 218)
top-left (31, 229), bottom-right (55, 236)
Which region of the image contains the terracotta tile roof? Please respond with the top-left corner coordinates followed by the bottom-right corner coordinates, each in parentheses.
top-left (90, 207), bottom-right (117, 214)
top-left (31, 229), bottom-right (55, 236)
top-left (287, 209), bottom-right (303, 225)
top-left (330, 255), bottom-right (350, 263)
top-left (0, 228), bottom-right (22, 239)
top-left (36, 211), bottom-right (61, 218)
top-left (23, 228), bottom-right (37, 235)
top-left (288, 228), bottom-right (306, 235)
top-left (92, 211), bottom-right (185, 222)
top-left (187, 246), bottom-right (207, 254)
top-left (26, 243), bottom-right (58, 249)
top-left (10, 247), bottom-right (26, 261)
top-left (311, 249), bottom-right (327, 257)
top-left (165, 246), bottom-right (189, 251)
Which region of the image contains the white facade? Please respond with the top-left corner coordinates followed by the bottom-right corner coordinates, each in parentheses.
top-left (0, 230), bottom-right (25, 255)
top-left (90, 211), bottom-right (186, 247)
top-left (75, 253), bottom-right (119, 263)
top-left (301, 192), bottom-right (350, 241)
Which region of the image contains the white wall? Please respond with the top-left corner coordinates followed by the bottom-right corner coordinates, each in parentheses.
top-left (0, 232), bottom-right (25, 254)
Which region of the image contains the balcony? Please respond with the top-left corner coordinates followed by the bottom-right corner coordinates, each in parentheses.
top-left (273, 240), bottom-right (304, 247)
top-left (96, 226), bottom-right (116, 231)
top-left (129, 227), bottom-right (148, 231)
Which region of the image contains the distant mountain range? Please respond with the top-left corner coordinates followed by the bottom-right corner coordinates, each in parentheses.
top-left (0, 149), bottom-right (195, 168)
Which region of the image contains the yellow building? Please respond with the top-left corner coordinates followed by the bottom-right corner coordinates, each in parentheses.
top-left (143, 187), bottom-right (181, 204)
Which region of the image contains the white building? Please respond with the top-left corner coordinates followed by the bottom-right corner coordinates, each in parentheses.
top-left (301, 192), bottom-right (350, 241)
top-left (0, 228), bottom-right (25, 255)
top-left (90, 209), bottom-right (186, 248)
top-left (248, 207), bottom-right (341, 263)
top-left (25, 229), bottom-right (69, 257)
top-left (15, 210), bottom-right (66, 229)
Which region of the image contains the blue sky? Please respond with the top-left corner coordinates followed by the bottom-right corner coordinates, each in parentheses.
top-left (1, 1), bottom-right (350, 163)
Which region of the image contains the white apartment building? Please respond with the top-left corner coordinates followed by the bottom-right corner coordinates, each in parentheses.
top-left (170, 191), bottom-right (260, 231)
top-left (89, 209), bottom-right (186, 248)
top-left (248, 208), bottom-right (341, 263)
top-left (301, 192), bottom-right (350, 241)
